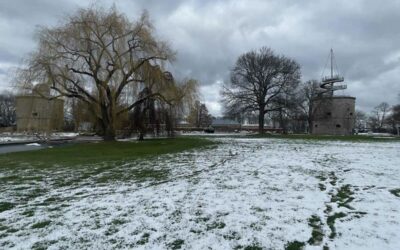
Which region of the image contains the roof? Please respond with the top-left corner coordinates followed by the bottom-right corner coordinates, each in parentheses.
top-left (211, 118), bottom-right (240, 126)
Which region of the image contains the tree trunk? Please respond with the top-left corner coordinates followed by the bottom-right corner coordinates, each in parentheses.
top-left (278, 108), bottom-right (287, 134)
top-left (103, 124), bottom-right (116, 141)
top-left (258, 111), bottom-right (265, 134)
top-left (170, 106), bottom-right (175, 137)
top-left (308, 118), bottom-right (313, 134)
top-left (100, 103), bottom-right (116, 141)
top-left (138, 132), bottom-right (144, 141)
top-left (308, 100), bottom-right (314, 134)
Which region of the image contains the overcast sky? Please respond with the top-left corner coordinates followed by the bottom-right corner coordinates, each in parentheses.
top-left (1, 0), bottom-right (399, 116)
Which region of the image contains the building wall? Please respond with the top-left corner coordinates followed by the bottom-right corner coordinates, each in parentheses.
top-left (16, 96), bottom-right (64, 132)
top-left (212, 124), bottom-right (241, 132)
top-left (312, 96), bottom-right (355, 135)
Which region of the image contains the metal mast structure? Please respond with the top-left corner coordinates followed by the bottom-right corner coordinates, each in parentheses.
top-left (320, 49), bottom-right (346, 97)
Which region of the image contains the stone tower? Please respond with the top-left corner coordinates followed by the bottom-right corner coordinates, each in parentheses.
top-left (16, 84), bottom-right (64, 132)
top-left (311, 49), bottom-right (356, 135)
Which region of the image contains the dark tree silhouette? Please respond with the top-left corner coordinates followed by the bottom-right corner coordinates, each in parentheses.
top-left (297, 80), bottom-right (320, 133)
top-left (222, 47), bottom-right (301, 133)
top-left (0, 91), bottom-right (16, 127)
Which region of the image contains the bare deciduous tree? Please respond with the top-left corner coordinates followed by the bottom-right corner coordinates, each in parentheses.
top-left (187, 101), bottom-right (212, 128)
top-left (372, 102), bottom-right (390, 130)
top-left (386, 104), bottom-right (400, 135)
top-left (354, 110), bottom-right (367, 131)
top-left (296, 80), bottom-right (320, 133)
top-left (222, 47), bottom-right (301, 133)
top-left (267, 84), bottom-right (300, 134)
top-left (15, 7), bottom-right (176, 140)
top-left (0, 91), bottom-right (16, 127)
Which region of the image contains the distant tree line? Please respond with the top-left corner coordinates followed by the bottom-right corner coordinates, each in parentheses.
top-left (354, 102), bottom-right (400, 134)
top-left (221, 47), bottom-right (400, 135)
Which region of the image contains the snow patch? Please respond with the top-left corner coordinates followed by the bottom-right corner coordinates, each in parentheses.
top-left (0, 138), bottom-right (399, 249)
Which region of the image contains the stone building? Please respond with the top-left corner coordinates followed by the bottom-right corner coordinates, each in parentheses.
top-left (211, 118), bottom-right (241, 132)
top-left (16, 84), bottom-right (64, 132)
top-left (312, 96), bottom-right (356, 135)
top-left (311, 49), bottom-right (356, 135)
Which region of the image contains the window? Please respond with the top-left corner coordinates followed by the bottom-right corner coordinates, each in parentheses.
top-left (336, 124), bottom-right (341, 128)
top-left (315, 124), bottom-right (318, 128)
top-left (349, 112), bottom-right (353, 116)
top-left (326, 112), bottom-right (332, 116)
top-left (32, 112), bottom-right (38, 117)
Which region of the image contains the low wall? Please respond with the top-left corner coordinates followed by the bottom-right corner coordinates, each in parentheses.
top-left (0, 127), bottom-right (16, 133)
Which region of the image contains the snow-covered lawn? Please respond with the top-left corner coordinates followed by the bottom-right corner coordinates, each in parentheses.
top-left (0, 136), bottom-right (36, 143)
top-left (1, 138), bottom-right (400, 249)
top-left (0, 133), bottom-right (79, 143)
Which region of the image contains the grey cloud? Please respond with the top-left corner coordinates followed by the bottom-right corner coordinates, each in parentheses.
top-left (0, 0), bottom-right (399, 115)
top-left (0, 49), bottom-right (18, 63)
top-left (0, 0), bottom-right (79, 20)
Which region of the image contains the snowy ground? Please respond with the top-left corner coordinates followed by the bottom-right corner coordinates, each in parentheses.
top-left (1, 138), bottom-right (400, 249)
top-left (0, 136), bottom-right (36, 143)
top-left (0, 133), bottom-right (79, 143)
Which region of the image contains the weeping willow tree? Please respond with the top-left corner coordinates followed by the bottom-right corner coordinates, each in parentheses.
top-left (14, 6), bottom-right (182, 140)
top-left (129, 62), bottom-right (198, 140)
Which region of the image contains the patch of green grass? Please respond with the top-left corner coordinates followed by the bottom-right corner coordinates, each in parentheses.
top-left (327, 212), bottom-right (347, 239)
top-left (0, 233), bottom-right (8, 239)
top-left (168, 239), bottom-right (184, 249)
top-left (0, 175), bottom-right (19, 182)
top-left (250, 222), bottom-right (262, 231)
top-left (285, 240), bottom-right (305, 250)
top-left (234, 244), bottom-right (263, 250)
top-left (0, 202), bottom-right (14, 213)
top-left (389, 188), bottom-right (400, 197)
top-left (324, 205), bottom-right (332, 214)
top-left (349, 211), bottom-right (367, 219)
top-left (111, 218), bottom-right (127, 226)
top-left (41, 196), bottom-right (65, 206)
top-left (97, 168), bottom-right (169, 183)
top-left (0, 137), bottom-right (215, 168)
top-left (31, 240), bottom-right (57, 250)
top-left (0, 223), bottom-right (9, 231)
top-left (251, 206), bottom-right (267, 213)
top-left (206, 221), bottom-right (226, 230)
top-left (194, 216), bottom-right (210, 223)
top-left (104, 226), bottom-right (119, 236)
top-left (6, 228), bottom-right (18, 233)
top-left (331, 185), bottom-right (354, 210)
top-left (19, 188), bottom-right (48, 203)
top-left (137, 232), bottom-right (150, 245)
top-left (328, 172), bottom-right (338, 186)
top-left (243, 245), bottom-right (263, 250)
top-left (247, 133), bottom-right (400, 142)
top-left (223, 231), bottom-right (240, 240)
top-left (168, 210), bottom-right (182, 223)
top-left (31, 220), bottom-right (51, 229)
top-left (189, 228), bottom-right (202, 234)
top-left (307, 215), bottom-right (324, 245)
